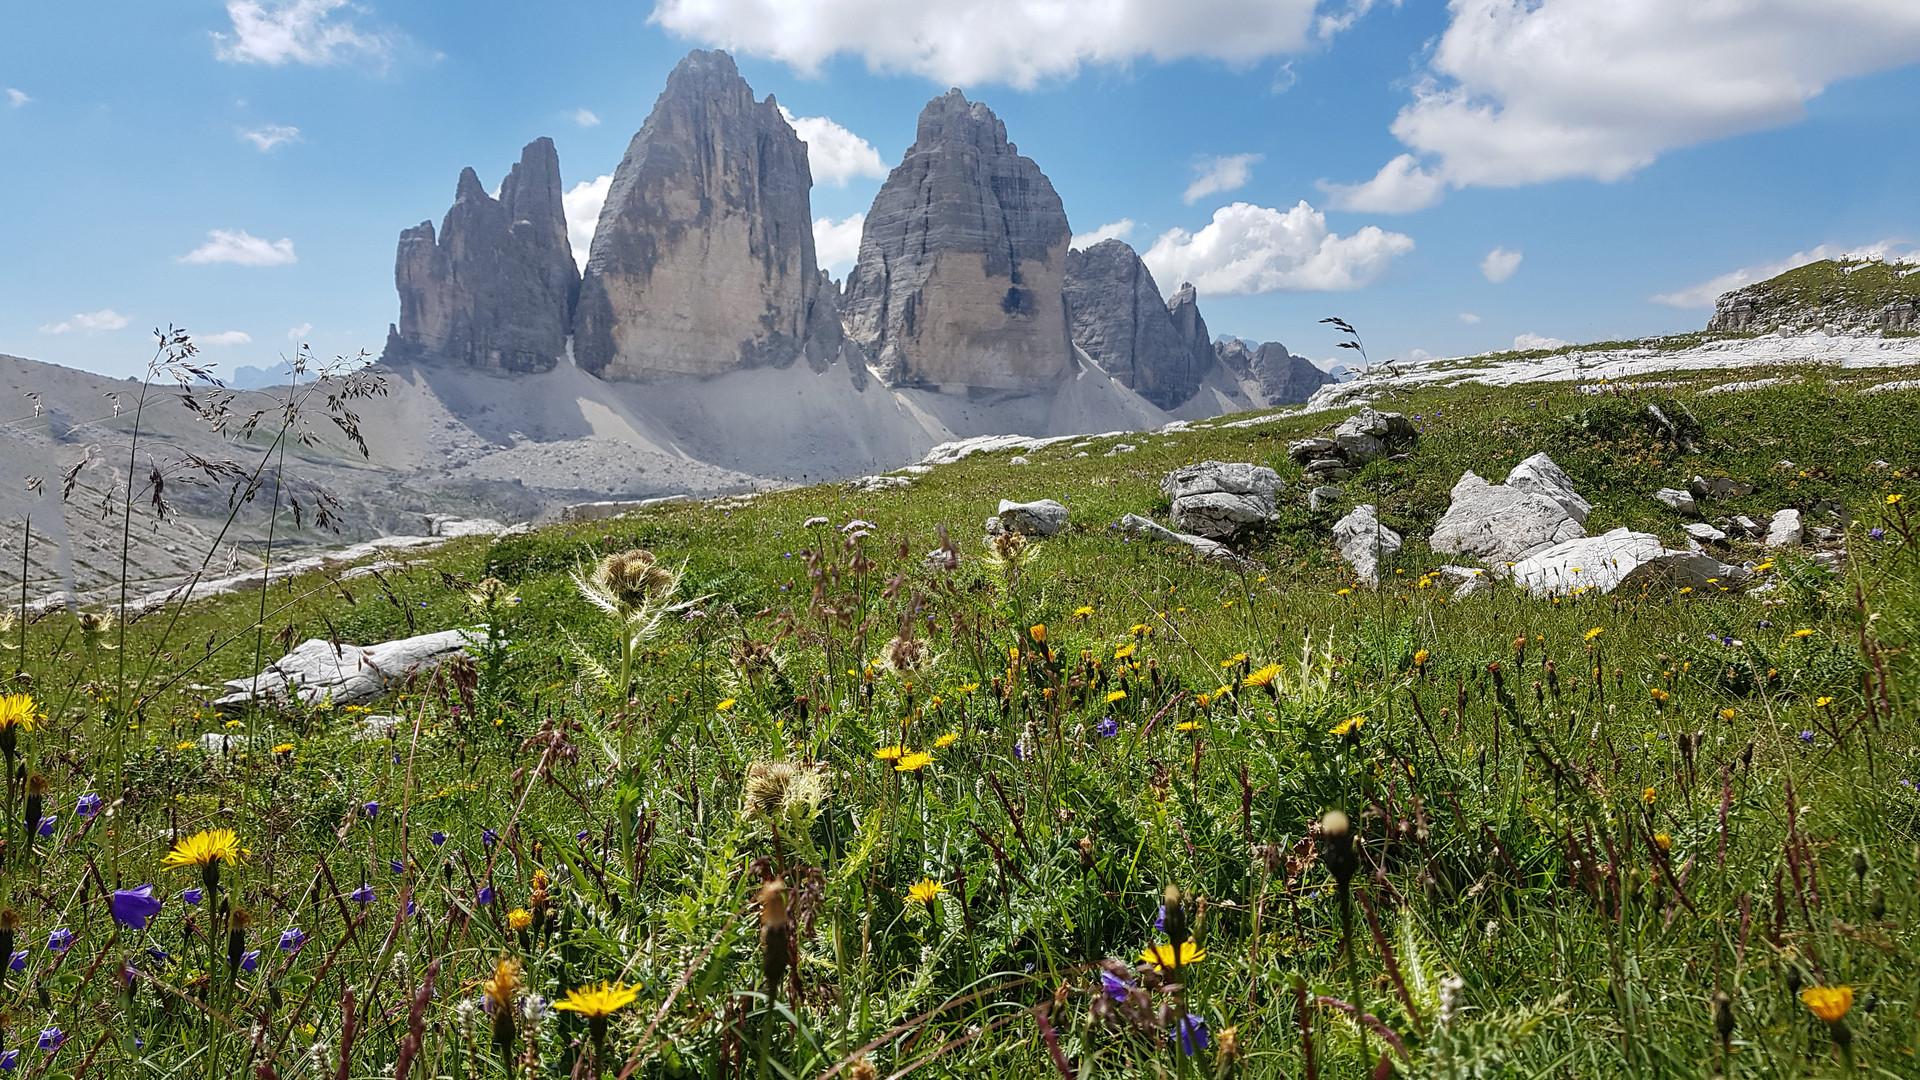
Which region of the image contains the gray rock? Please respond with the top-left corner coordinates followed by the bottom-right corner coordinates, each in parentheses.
top-left (352, 715), bottom-right (406, 742)
top-left (1164, 283), bottom-right (1224, 401)
top-left (1654, 488), bottom-right (1699, 515)
top-left (1728, 514), bottom-right (1764, 538)
top-left (1765, 508), bottom-right (1803, 548)
top-left (574, 51), bottom-right (838, 380)
top-left (1214, 339), bottom-right (1337, 405)
top-left (1435, 565), bottom-right (1491, 598)
top-left (1303, 459), bottom-right (1351, 481)
top-left (1688, 475), bottom-right (1753, 500)
top-left (1509, 528), bottom-right (1749, 598)
top-left (1160, 461), bottom-right (1284, 501)
top-left (1332, 504), bottom-right (1402, 586)
top-left (1430, 471), bottom-right (1586, 569)
top-left (985, 498), bottom-right (1069, 537)
top-left (1063, 239), bottom-right (1203, 409)
top-left (383, 137), bottom-right (578, 373)
top-left (1008, 456), bottom-right (1030, 465)
top-left (1118, 513), bottom-right (1254, 569)
top-left (1308, 485), bottom-right (1345, 512)
top-left (1288, 437), bottom-right (1336, 464)
top-left (1505, 453), bottom-right (1591, 524)
top-left (843, 89), bottom-right (1073, 391)
top-left (1334, 405), bottom-right (1417, 444)
top-left (1160, 461), bottom-right (1283, 538)
top-left (844, 475), bottom-right (914, 493)
top-left (1684, 521), bottom-right (1729, 543)
top-left (212, 629), bottom-right (483, 712)
top-left (1105, 443), bottom-right (1137, 456)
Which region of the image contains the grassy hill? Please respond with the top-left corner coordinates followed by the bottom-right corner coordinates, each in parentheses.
top-left (1, 360), bottom-right (1916, 1078)
top-left (1710, 258), bottom-right (1920, 335)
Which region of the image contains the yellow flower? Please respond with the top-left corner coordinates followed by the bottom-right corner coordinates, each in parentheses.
top-left (1072, 606), bottom-right (1094, 619)
top-left (1801, 985), bottom-right (1854, 1024)
top-left (482, 956), bottom-right (522, 1011)
top-left (1412, 649), bottom-right (1429, 668)
top-left (1791, 629), bottom-right (1814, 639)
top-left (894, 751), bottom-right (933, 772)
top-left (1815, 696), bottom-right (1834, 708)
top-left (1176, 720), bottom-right (1202, 732)
top-left (934, 732), bottom-right (958, 748)
top-left (271, 743), bottom-right (295, 755)
top-left (1337, 588), bottom-right (1352, 596)
top-left (715, 698), bottom-right (736, 712)
top-left (1718, 710), bottom-right (1735, 722)
top-left (0, 693), bottom-right (39, 731)
top-left (1243, 663), bottom-right (1283, 688)
top-left (507, 908), bottom-right (533, 930)
top-left (1649, 688), bottom-right (1669, 703)
top-left (175, 740), bottom-right (195, 751)
top-left (1029, 624), bottom-right (1047, 643)
top-left (1220, 653), bottom-right (1247, 668)
top-left (1678, 587), bottom-right (1693, 595)
top-left (1888, 493), bottom-right (1904, 506)
top-left (1129, 623), bottom-right (1152, 638)
top-left (1584, 627), bottom-right (1605, 643)
top-left (161, 829), bottom-right (242, 869)
top-left (1193, 694), bottom-right (1212, 709)
top-left (1141, 942), bottom-right (1206, 968)
top-left (1653, 833), bottom-right (1672, 852)
top-left (874, 745), bottom-right (905, 761)
top-left (1752, 561), bottom-right (1774, 573)
top-left (1642, 787), bottom-right (1657, 805)
top-left (1113, 644), bottom-right (1137, 660)
top-left (553, 981), bottom-right (640, 1018)
top-left (906, 878), bottom-right (947, 905)
top-left (1104, 690), bottom-right (1128, 704)
top-left (1330, 716), bottom-right (1366, 737)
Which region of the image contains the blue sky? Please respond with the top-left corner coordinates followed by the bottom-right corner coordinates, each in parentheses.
top-left (4, 0), bottom-right (1919, 380)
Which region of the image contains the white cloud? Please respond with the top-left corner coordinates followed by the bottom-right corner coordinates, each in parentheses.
top-left (1514, 332), bottom-right (1567, 350)
top-left (571, 108), bottom-right (600, 127)
top-left (1141, 201), bottom-right (1414, 295)
top-left (778, 106), bottom-right (888, 186)
top-left (1183, 153), bottom-right (1261, 205)
top-left (239, 123), bottom-right (301, 151)
top-left (213, 0), bottom-right (395, 67)
top-left (1071, 219), bottom-right (1136, 250)
top-left (1650, 240), bottom-right (1913, 307)
top-left (1334, 0), bottom-right (1920, 206)
top-left (562, 174), bottom-right (613, 274)
top-left (200, 330), bottom-right (254, 346)
top-left (287, 322), bottom-right (312, 340)
top-left (813, 213), bottom-right (865, 272)
top-left (1318, 153), bottom-right (1447, 214)
top-left (1458, 312), bottom-right (1480, 324)
top-left (40, 309), bottom-right (129, 336)
top-left (651, 0), bottom-right (1324, 88)
top-left (1480, 246), bottom-right (1522, 283)
top-left (178, 229), bottom-right (298, 267)
top-left (5, 88), bottom-right (29, 108)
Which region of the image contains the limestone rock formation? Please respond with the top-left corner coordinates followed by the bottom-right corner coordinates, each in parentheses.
top-left (384, 138), bottom-right (578, 373)
top-left (1333, 504), bottom-right (1402, 587)
top-left (1214, 339), bottom-right (1336, 405)
top-left (1509, 529), bottom-right (1749, 599)
top-left (1161, 461), bottom-right (1283, 539)
top-left (1063, 240), bottom-right (1202, 410)
top-left (842, 90), bottom-right (1073, 391)
top-left (1164, 284), bottom-right (1219, 395)
top-left (1430, 464), bottom-right (1586, 568)
top-left (574, 50), bottom-right (837, 380)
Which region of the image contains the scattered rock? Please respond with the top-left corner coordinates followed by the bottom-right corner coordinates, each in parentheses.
top-left (1863, 378), bottom-right (1920, 394)
top-left (1688, 475), bottom-right (1753, 500)
top-left (1509, 528), bottom-right (1749, 598)
top-left (1506, 452), bottom-right (1592, 524)
top-left (352, 715), bottom-right (406, 742)
top-left (1332, 504), bottom-right (1402, 586)
top-left (212, 629), bottom-right (483, 713)
top-left (844, 475), bottom-right (914, 493)
top-left (1160, 462), bottom-right (1283, 538)
top-left (1765, 508), bottom-right (1803, 548)
top-left (1288, 438), bottom-right (1336, 464)
top-left (560, 495), bottom-right (695, 523)
top-left (1308, 486), bottom-right (1345, 512)
top-left (1105, 443), bottom-right (1136, 456)
top-left (985, 499), bottom-right (1070, 537)
top-left (1654, 488), bottom-right (1699, 515)
top-left (1008, 456), bottom-right (1030, 466)
top-left (1434, 565), bottom-right (1490, 599)
top-left (425, 516), bottom-right (509, 538)
top-left (1430, 466), bottom-right (1586, 569)
top-left (1684, 522), bottom-right (1728, 543)
top-left (1727, 514), bottom-right (1764, 539)
top-left (1303, 459), bottom-right (1352, 482)
top-left (1118, 513), bottom-right (1254, 569)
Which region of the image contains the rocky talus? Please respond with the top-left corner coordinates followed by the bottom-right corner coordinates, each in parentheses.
top-left (842, 90), bottom-right (1074, 391)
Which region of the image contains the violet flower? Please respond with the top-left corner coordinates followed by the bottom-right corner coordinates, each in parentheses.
top-left (75, 793), bottom-right (102, 819)
top-left (36, 1028), bottom-right (62, 1052)
top-left (430, 831), bottom-right (447, 846)
top-left (1176, 1014), bottom-right (1209, 1056)
top-left (110, 885), bottom-right (164, 930)
top-left (35, 816), bottom-right (54, 838)
top-left (46, 929), bottom-right (74, 953)
top-left (349, 885), bottom-right (376, 905)
top-left (279, 927), bottom-right (306, 952)
top-left (182, 888), bottom-right (204, 905)
top-left (240, 949), bottom-right (260, 972)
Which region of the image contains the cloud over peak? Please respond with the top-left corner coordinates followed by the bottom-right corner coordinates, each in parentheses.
top-left (1071, 220), bottom-right (1136, 250)
top-left (1141, 201), bottom-right (1413, 296)
top-left (1183, 154), bottom-right (1261, 205)
top-left (178, 229), bottom-right (298, 267)
top-left (778, 107), bottom-right (888, 186)
top-left (213, 0), bottom-right (396, 67)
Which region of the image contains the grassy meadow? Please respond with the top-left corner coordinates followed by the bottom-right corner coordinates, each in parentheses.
top-left (0, 355), bottom-right (1916, 1079)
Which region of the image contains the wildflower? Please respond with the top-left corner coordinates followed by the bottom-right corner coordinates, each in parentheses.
top-left (1243, 663), bottom-right (1282, 689)
top-left (1870, 527), bottom-right (1885, 540)
top-left (894, 751), bottom-right (932, 772)
top-left (1888, 493), bottom-right (1904, 505)
top-left (1176, 1013), bottom-right (1210, 1056)
top-left (1330, 716), bottom-right (1366, 737)
top-left (35, 816), bottom-right (54, 837)
top-left (874, 745), bottom-right (906, 761)
top-left (1642, 788), bottom-right (1657, 805)
top-left (1141, 942), bottom-right (1206, 968)
top-left (1791, 629), bottom-right (1814, 639)
top-left (390, 860), bottom-right (405, 874)
top-left (1799, 730), bottom-right (1817, 744)
top-left (1097, 718), bottom-right (1118, 738)
top-left (75, 793), bottom-right (101, 819)
top-left (110, 885), bottom-right (164, 930)
top-left (715, 698), bottom-right (736, 712)
top-left (7, 951), bottom-right (23, 971)
top-left (508, 908), bottom-right (533, 931)
top-left (1176, 720), bottom-right (1202, 732)
top-left (1113, 644), bottom-right (1137, 660)
top-left (1801, 985), bottom-right (1853, 1023)
top-left (1072, 606), bottom-right (1094, 619)
top-left (349, 885), bottom-right (376, 905)
top-left (1653, 833), bottom-right (1672, 852)
top-left (1413, 649), bottom-right (1429, 668)
top-left (240, 949), bottom-right (260, 972)
top-left (364, 801), bottom-right (380, 820)
top-left (161, 828), bottom-right (242, 870)
top-left (0, 694), bottom-right (39, 732)
top-left (1816, 696), bottom-right (1834, 708)
top-left (907, 879), bottom-right (947, 905)
top-left (1129, 623), bottom-right (1151, 637)
top-left (0, 1050), bottom-right (15, 1070)
top-left (1029, 624), bottom-right (1046, 643)
top-left (47, 928), bottom-right (74, 953)
top-left (554, 981), bottom-right (640, 1018)
top-left (271, 743), bottom-right (294, 755)
top-left (1585, 627), bottom-right (1605, 642)
top-left (1105, 689), bottom-right (1127, 703)
top-left (477, 886), bottom-right (496, 906)
top-left (1337, 588), bottom-right (1351, 596)
top-left (934, 732), bottom-right (958, 748)
top-left (279, 927), bottom-right (306, 951)
top-left (484, 955), bottom-right (523, 1053)
top-left (1649, 688), bottom-right (1669, 704)
top-left (1719, 709), bottom-right (1736, 721)
top-left (430, 831), bottom-right (447, 846)
top-left (36, 1028), bottom-right (62, 1053)
top-left (483, 828), bottom-right (498, 846)
top-left (1101, 969), bottom-right (1133, 1003)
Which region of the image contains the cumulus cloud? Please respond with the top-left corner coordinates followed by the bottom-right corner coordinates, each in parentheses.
top-left (1319, 153), bottom-right (1447, 214)
top-left (239, 124), bottom-right (301, 151)
top-left (200, 330), bottom-right (254, 346)
top-left (1480, 247), bottom-right (1522, 283)
top-left (813, 214), bottom-right (865, 272)
top-left (213, 0), bottom-right (396, 67)
top-left (178, 229), bottom-right (298, 267)
top-left (1458, 312), bottom-right (1481, 324)
top-left (1183, 153), bottom-right (1261, 205)
top-left (5, 88), bottom-right (28, 107)
top-left (571, 108), bottom-right (600, 127)
top-left (651, 0), bottom-right (1324, 88)
top-left (1071, 219), bottom-right (1136, 250)
top-left (40, 310), bottom-right (129, 335)
top-left (778, 107), bottom-right (888, 186)
top-left (562, 174), bottom-right (613, 273)
top-left (1650, 240), bottom-right (1914, 308)
top-left (1330, 0), bottom-right (1920, 206)
top-left (287, 322), bottom-right (312, 340)
top-left (1141, 201), bottom-right (1414, 295)
top-left (1514, 332), bottom-right (1567, 350)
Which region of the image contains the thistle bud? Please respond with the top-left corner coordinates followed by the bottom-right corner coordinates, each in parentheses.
top-left (1161, 885), bottom-right (1189, 948)
top-left (1852, 850), bottom-right (1868, 884)
top-left (1078, 836), bottom-right (1095, 871)
top-left (227, 907), bottom-right (251, 969)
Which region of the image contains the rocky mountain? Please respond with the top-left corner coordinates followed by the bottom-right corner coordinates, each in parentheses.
top-left (1707, 257), bottom-right (1919, 335)
top-left (1213, 338), bottom-right (1337, 406)
top-left (842, 90), bottom-right (1074, 391)
top-left (1165, 284), bottom-right (1221, 393)
top-left (382, 138), bottom-right (577, 373)
top-left (573, 50), bottom-right (841, 380)
top-left (1064, 240), bottom-right (1205, 410)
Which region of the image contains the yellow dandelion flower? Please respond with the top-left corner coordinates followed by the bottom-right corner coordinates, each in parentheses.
top-left (507, 908), bottom-right (533, 931)
top-left (1413, 649), bottom-right (1429, 668)
top-left (1653, 833), bottom-right (1672, 852)
top-left (1801, 985), bottom-right (1853, 1024)
top-left (715, 698), bottom-right (736, 712)
top-left (1243, 663), bottom-right (1283, 688)
top-left (1193, 694), bottom-right (1212, 708)
top-left (874, 745), bottom-right (906, 761)
top-left (934, 732), bottom-right (958, 748)
top-left (483, 956), bottom-right (522, 1011)
top-left (1176, 720), bottom-right (1202, 732)
top-left (1791, 629), bottom-right (1814, 639)
top-left (161, 829), bottom-right (242, 869)
top-left (1584, 627), bottom-right (1605, 642)
top-left (1105, 690), bottom-right (1128, 703)
top-left (271, 743), bottom-right (295, 755)
top-left (553, 981), bottom-right (640, 1018)
top-left (1129, 623), bottom-right (1152, 638)
top-left (1029, 624), bottom-right (1047, 643)
top-left (1815, 696), bottom-right (1834, 708)
top-left (1141, 942), bottom-right (1206, 968)
top-left (0, 694), bottom-right (39, 731)
top-left (1330, 716), bottom-right (1366, 737)
top-left (1649, 688), bottom-right (1669, 703)
top-left (906, 878), bottom-right (947, 905)
top-left (175, 740), bottom-right (195, 751)
top-left (1114, 643), bottom-right (1137, 660)
top-left (1718, 709), bottom-right (1735, 721)
top-left (1072, 606), bottom-right (1094, 619)
top-left (1337, 588), bottom-right (1352, 596)
top-left (1642, 787), bottom-right (1657, 805)
top-left (895, 751), bottom-right (933, 772)
top-left (1888, 493), bottom-right (1904, 506)
top-left (1752, 561), bottom-right (1774, 572)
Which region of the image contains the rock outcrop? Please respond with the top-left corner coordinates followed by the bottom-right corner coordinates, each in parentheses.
top-left (212, 629), bottom-right (482, 713)
top-left (1164, 284), bottom-right (1220, 397)
top-left (1333, 504), bottom-right (1402, 586)
top-left (574, 50), bottom-right (838, 380)
top-left (842, 90), bottom-right (1073, 391)
top-left (1161, 461), bottom-right (1283, 539)
top-left (1215, 339), bottom-right (1336, 405)
top-left (383, 138), bottom-right (578, 373)
top-left (985, 498), bottom-right (1069, 537)
top-left (1509, 529), bottom-right (1748, 598)
top-left (1064, 240), bottom-right (1202, 410)
top-left (1430, 460), bottom-right (1586, 568)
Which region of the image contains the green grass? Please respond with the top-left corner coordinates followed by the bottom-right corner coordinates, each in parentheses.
top-left (2, 365), bottom-right (1917, 1079)
top-left (1718, 258), bottom-right (1920, 332)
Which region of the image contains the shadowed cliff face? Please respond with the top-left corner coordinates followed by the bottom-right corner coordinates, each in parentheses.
top-left (842, 90), bottom-right (1074, 392)
top-left (573, 50), bottom-right (840, 381)
top-left (1214, 338), bottom-right (1337, 406)
top-left (1064, 239), bottom-right (1209, 411)
top-left (384, 138), bottom-right (577, 374)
